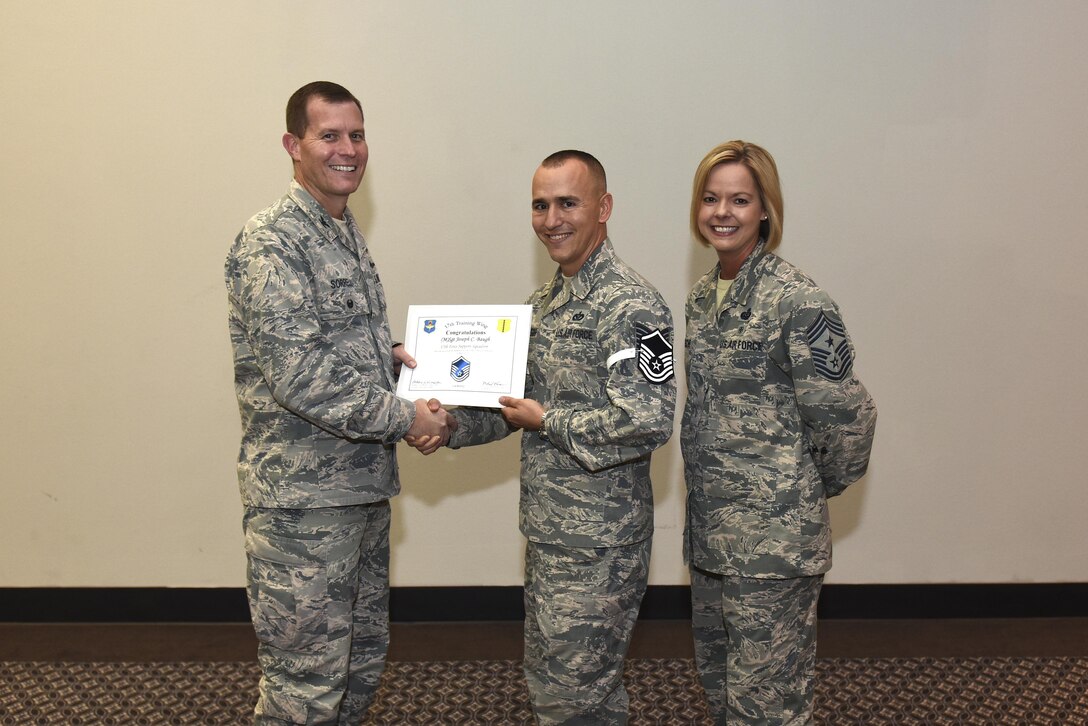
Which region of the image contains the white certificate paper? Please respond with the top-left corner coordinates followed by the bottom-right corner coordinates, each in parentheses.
top-left (396, 304), bottom-right (533, 408)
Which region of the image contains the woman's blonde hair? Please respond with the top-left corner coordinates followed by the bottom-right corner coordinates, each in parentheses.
top-left (690, 140), bottom-right (784, 252)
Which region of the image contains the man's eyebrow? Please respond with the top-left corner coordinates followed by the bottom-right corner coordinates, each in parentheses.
top-left (532, 195), bottom-right (581, 205)
top-left (310, 126), bottom-right (365, 135)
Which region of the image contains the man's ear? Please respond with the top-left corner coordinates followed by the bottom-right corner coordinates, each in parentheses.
top-left (598, 192), bottom-right (614, 224)
top-left (282, 133), bottom-right (301, 162)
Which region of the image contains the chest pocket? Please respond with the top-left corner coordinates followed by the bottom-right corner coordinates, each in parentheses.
top-left (317, 286), bottom-right (371, 322)
top-left (701, 314), bottom-right (769, 410)
top-left (715, 339), bottom-right (766, 381)
top-left (714, 305), bottom-right (768, 377)
top-left (541, 309), bottom-right (601, 404)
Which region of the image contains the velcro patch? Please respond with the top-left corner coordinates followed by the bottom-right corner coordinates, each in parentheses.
top-left (804, 311), bottom-right (853, 381)
top-left (635, 325), bottom-right (674, 384)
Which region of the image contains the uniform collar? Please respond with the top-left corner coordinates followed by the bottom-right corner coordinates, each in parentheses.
top-left (558, 237), bottom-right (615, 301)
top-left (693, 239), bottom-right (769, 315)
top-left (287, 180), bottom-right (360, 249)
top-left (541, 238), bottom-right (613, 314)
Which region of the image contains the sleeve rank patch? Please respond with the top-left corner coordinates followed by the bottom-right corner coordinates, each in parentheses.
top-left (804, 310), bottom-right (854, 381)
top-left (635, 324), bottom-right (674, 384)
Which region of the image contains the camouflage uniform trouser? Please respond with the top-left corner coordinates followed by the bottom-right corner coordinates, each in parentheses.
top-left (243, 502), bottom-right (391, 725)
top-left (523, 538), bottom-right (650, 726)
top-left (690, 566), bottom-right (823, 725)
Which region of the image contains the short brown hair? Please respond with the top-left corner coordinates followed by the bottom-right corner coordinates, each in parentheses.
top-left (285, 81), bottom-right (363, 138)
top-left (540, 150), bottom-right (607, 195)
top-left (690, 140), bottom-right (784, 251)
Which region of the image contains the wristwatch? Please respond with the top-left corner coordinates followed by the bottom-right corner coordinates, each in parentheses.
top-left (538, 409), bottom-right (549, 442)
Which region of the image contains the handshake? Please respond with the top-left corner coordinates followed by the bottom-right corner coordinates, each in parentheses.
top-left (404, 398), bottom-right (456, 455)
top-left (395, 347), bottom-right (455, 455)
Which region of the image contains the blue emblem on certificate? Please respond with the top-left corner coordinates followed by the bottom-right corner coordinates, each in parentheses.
top-left (450, 356), bottom-right (471, 382)
top-left (423, 319), bottom-right (436, 334)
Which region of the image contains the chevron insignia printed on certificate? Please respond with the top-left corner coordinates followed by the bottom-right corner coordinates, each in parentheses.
top-left (396, 304), bottom-right (532, 407)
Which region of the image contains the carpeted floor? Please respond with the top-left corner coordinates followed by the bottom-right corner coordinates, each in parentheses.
top-left (2, 657), bottom-right (1086, 724)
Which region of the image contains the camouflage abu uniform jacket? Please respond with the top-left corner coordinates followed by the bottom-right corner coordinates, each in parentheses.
top-left (451, 239), bottom-right (677, 548)
top-left (681, 241), bottom-right (876, 578)
top-left (226, 181), bottom-right (416, 509)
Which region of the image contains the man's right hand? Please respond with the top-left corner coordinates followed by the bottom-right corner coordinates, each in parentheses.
top-left (404, 398), bottom-right (456, 455)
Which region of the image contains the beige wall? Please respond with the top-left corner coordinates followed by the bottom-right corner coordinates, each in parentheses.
top-left (2, 1), bottom-right (1086, 587)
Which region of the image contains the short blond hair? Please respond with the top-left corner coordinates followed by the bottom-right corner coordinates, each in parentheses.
top-left (690, 140), bottom-right (784, 252)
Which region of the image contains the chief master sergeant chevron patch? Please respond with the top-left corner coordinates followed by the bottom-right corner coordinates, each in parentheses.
top-left (805, 310), bottom-right (854, 381)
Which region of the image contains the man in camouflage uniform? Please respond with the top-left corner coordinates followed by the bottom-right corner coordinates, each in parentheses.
top-left (225, 81), bottom-right (453, 725)
top-left (448, 150), bottom-right (676, 724)
top-left (682, 142), bottom-right (877, 724)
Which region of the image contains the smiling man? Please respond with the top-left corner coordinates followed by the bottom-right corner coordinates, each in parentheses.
top-left (447, 150), bottom-right (677, 724)
top-left (225, 82), bottom-right (454, 725)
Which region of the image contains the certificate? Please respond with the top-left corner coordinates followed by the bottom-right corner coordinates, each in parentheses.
top-left (396, 304), bottom-right (533, 408)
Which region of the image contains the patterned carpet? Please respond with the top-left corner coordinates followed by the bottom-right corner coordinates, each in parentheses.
top-left (2, 657), bottom-right (1086, 724)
